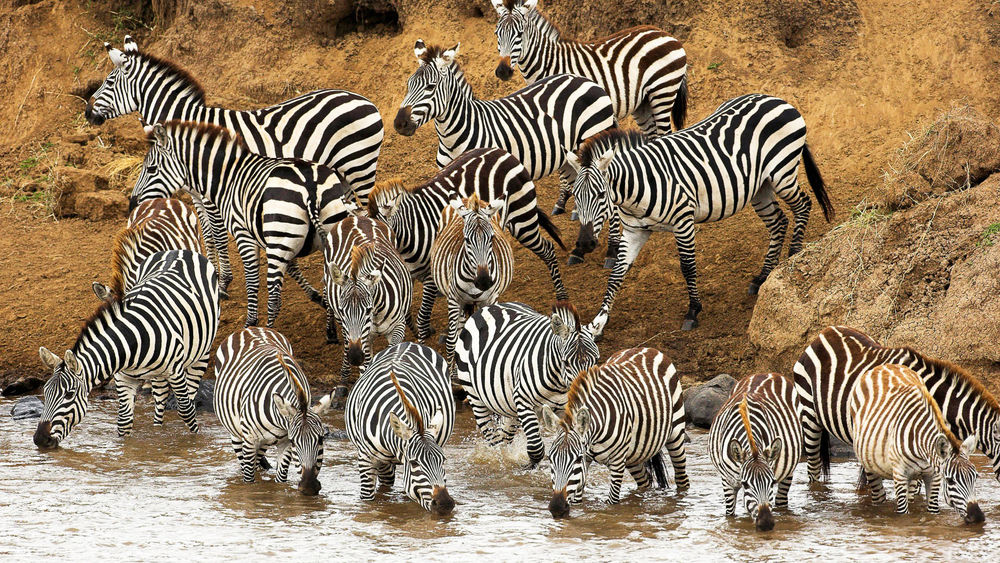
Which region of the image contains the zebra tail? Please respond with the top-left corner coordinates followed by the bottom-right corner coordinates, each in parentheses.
top-left (536, 207), bottom-right (567, 251)
top-left (855, 466), bottom-right (868, 493)
top-left (672, 75), bottom-right (688, 130)
top-left (802, 143), bottom-right (835, 222)
top-left (819, 428), bottom-right (831, 481)
top-left (647, 452), bottom-right (668, 489)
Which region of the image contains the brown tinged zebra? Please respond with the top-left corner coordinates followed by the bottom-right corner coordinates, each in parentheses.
top-left (708, 373), bottom-right (804, 531)
top-left (794, 326), bottom-right (1000, 485)
top-left (539, 347), bottom-right (689, 518)
top-left (849, 364), bottom-right (984, 523)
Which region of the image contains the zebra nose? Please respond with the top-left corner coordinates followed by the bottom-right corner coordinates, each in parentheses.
top-left (495, 57), bottom-right (513, 80)
top-left (84, 103), bottom-right (105, 126)
top-left (346, 341), bottom-right (365, 366)
top-left (297, 466), bottom-right (322, 496)
top-left (394, 106), bottom-right (416, 136)
top-left (755, 504), bottom-right (775, 532)
top-left (549, 489), bottom-right (570, 518)
top-left (128, 195), bottom-right (139, 213)
top-left (965, 501), bottom-right (985, 524)
top-left (431, 485), bottom-right (455, 515)
top-left (574, 223), bottom-right (597, 256)
top-left (33, 421), bottom-right (58, 449)
top-left (474, 267), bottom-right (493, 291)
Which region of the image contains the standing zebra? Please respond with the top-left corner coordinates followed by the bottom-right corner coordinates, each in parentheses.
top-left (214, 328), bottom-right (332, 496)
top-left (708, 373), bottom-right (803, 531)
top-left (539, 347), bottom-right (689, 517)
top-left (367, 147), bottom-right (567, 339)
top-left (344, 342), bottom-right (455, 514)
top-left (454, 301), bottom-right (599, 467)
top-left (34, 250), bottom-right (219, 447)
top-left (430, 195), bottom-right (514, 368)
top-left (394, 41), bottom-right (615, 214)
top-left (793, 325), bottom-right (1000, 484)
top-left (133, 122), bottom-right (353, 330)
top-left (849, 364), bottom-right (984, 522)
top-left (491, 0), bottom-right (688, 137)
top-left (567, 94), bottom-right (835, 334)
top-left (88, 36), bottom-right (382, 293)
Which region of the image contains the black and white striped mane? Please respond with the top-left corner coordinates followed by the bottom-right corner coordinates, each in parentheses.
top-left (909, 349), bottom-right (1000, 414)
top-left (562, 365), bottom-right (600, 430)
top-left (128, 51), bottom-right (206, 105)
top-left (577, 129), bottom-right (649, 167)
top-left (149, 120), bottom-right (249, 149)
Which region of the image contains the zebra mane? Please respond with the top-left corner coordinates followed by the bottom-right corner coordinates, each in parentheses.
top-left (915, 379), bottom-right (963, 450)
top-left (348, 243), bottom-right (378, 279)
top-left (578, 129), bottom-right (649, 168)
top-left (390, 372), bottom-right (424, 434)
top-left (522, 4), bottom-right (662, 45)
top-left (108, 222), bottom-right (147, 297)
top-left (72, 298), bottom-right (122, 353)
top-left (738, 396), bottom-right (759, 456)
top-left (551, 300), bottom-right (581, 329)
top-left (909, 349), bottom-right (1000, 414)
top-left (276, 353), bottom-right (308, 416)
top-left (563, 365), bottom-right (600, 430)
top-left (151, 120), bottom-right (249, 150)
top-left (418, 44), bottom-right (453, 65)
top-left (131, 51), bottom-right (206, 105)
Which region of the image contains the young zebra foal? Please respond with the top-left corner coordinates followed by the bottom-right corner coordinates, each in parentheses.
top-left (345, 342), bottom-right (456, 514)
top-left (214, 328), bottom-right (332, 496)
top-left (850, 364), bottom-right (983, 522)
top-left (708, 373), bottom-right (804, 531)
top-left (540, 347), bottom-right (689, 518)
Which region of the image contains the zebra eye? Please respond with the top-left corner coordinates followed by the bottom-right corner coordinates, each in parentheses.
top-left (146, 165), bottom-right (157, 174)
top-left (63, 389), bottom-right (74, 399)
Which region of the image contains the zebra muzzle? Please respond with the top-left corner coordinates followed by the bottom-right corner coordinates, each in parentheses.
top-left (965, 501), bottom-right (985, 524)
top-left (393, 106), bottom-right (417, 136)
top-left (298, 466), bottom-right (322, 496)
top-left (574, 223), bottom-right (598, 257)
top-left (33, 421), bottom-right (59, 449)
top-left (474, 267), bottom-right (494, 291)
top-left (84, 102), bottom-right (106, 126)
top-left (548, 488), bottom-right (570, 518)
top-left (347, 341), bottom-right (365, 367)
top-left (495, 57), bottom-right (514, 80)
top-left (755, 504), bottom-right (775, 532)
top-left (430, 485), bottom-right (455, 515)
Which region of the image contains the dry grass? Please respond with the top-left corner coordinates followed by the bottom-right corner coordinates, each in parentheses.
top-left (102, 154), bottom-right (143, 195)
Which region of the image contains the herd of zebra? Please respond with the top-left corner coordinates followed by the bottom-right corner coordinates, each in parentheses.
top-left (26, 0), bottom-right (998, 531)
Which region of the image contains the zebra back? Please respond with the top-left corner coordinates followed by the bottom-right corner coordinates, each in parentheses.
top-left (110, 198), bottom-right (202, 296)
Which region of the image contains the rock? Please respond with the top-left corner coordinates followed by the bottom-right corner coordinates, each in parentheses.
top-left (64, 133), bottom-right (92, 145)
top-left (53, 166), bottom-right (109, 216)
top-left (2, 376), bottom-right (45, 397)
top-left (74, 191), bottom-right (128, 221)
top-left (164, 379), bottom-right (215, 413)
top-left (10, 396), bottom-right (43, 421)
top-left (683, 373), bottom-right (737, 429)
top-left (325, 428), bottom-right (350, 441)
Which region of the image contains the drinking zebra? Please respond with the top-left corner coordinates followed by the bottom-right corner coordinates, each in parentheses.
top-left (793, 325), bottom-right (1000, 485)
top-left (134, 122), bottom-right (353, 331)
top-left (849, 364), bottom-right (984, 522)
top-left (454, 301), bottom-right (599, 468)
top-left (708, 373), bottom-right (804, 531)
top-left (214, 327), bottom-right (332, 496)
top-left (34, 250), bottom-right (220, 447)
top-left (567, 94), bottom-right (835, 335)
top-left (394, 41), bottom-right (615, 215)
top-left (367, 147), bottom-right (567, 340)
top-left (491, 0), bottom-right (688, 137)
top-left (88, 36), bottom-right (382, 293)
top-left (539, 347), bottom-right (689, 517)
top-left (344, 342), bottom-right (455, 514)
top-left (430, 195), bottom-right (514, 368)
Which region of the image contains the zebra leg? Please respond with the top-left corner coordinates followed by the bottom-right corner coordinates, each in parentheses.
top-left (723, 481), bottom-right (739, 516)
top-left (193, 196), bottom-right (233, 298)
top-left (514, 226), bottom-right (569, 301)
top-left (633, 101), bottom-right (659, 137)
top-left (776, 475), bottom-right (793, 507)
top-left (150, 376), bottom-right (169, 426)
top-left (589, 226), bottom-right (651, 338)
top-left (514, 382), bottom-right (544, 468)
top-left (672, 217), bottom-right (703, 331)
top-left (358, 457), bottom-right (377, 501)
top-left (239, 441), bottom-right (259, 483)
top-left (388, 322), bottom-right (406, 346)
top-left (264, 254), bottom-right (290, 328)
top-left (552, 168), bottom-right (574, 217)
top-left (893, 475), bottom-right (911, 514)
top-left (114, 374), bottom-right (141, 438)
top-left (275, 442), bottom-right (294, 483)
top-left (866, 471), bottom-right (886, 504)
top-left (184, 354), bottom-right (209, 409)
top-left (604, 209), bottom-right (623, 270)
top-left (287, 259), bottom-right (324, 307)
top-left (234, 233), bottom-right (262, 327)
top-left (416, 279), bottom-right (439, 341)
top-left (496, 416), bottom-right (521, 444)
top-left (748, 189), bottom-right (788, 295)
top-left (469, 397), bottom-right (500, 444)
top-left (628, 462), bottom-right (653, 493)
top-left (167, 370), bottom-right (199, 433)
top-left (339, 336), bottom-right (353, 390)
top-left (665, 429), bottom-right (690, 491)
top-left (375, 462), bottom-right (396, 490)
top-left (445, 299), bottom-right (463, 370)
top-left (606, 461), bottom-right (628, 504)
top-left (773, 173), bottom-right (812, 257)
top-left (926, 473), bottom-right (941, 514)
top-left (800, 405), bottom-right (827, 484)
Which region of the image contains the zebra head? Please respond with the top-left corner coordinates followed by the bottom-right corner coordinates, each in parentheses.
top-left (328, 244), bottom-right (383, 368)
top-left (34, 347), bottom-right (90, 448)
top-left (934, 434), bottom-right (985, 524)
top-left (130, 123), bottom-right (186, 212)
top-left (367, 179), bottom-right (423, 274)
top-left (540, 404), bottom-right (591, 518)
top-left (550, 302), bottom-right (599, 388)
top-left (728, 438), bottom-right (781, 531)
top-left (273, 354), bottom-right (332, 496)
top-left (452, 196), bottom-right (506, 294)
top-left (86, 36), bottom-right (140, 126)
top-left (565, 149), bottom-right (616, 263)
top-left (491, 0), bottom-right (538, 80)
top-left (394, 40), bottom-right (461, 136)
top-left (388, 373), bottom-right (454, 514)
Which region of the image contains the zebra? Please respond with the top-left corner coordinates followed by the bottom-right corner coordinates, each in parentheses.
top-left (491, 0), bottom-right (688, 138)
top-left (88, 36), bottom-right (383, 293)
top-left (214, 327), bottom-right (333, 496)
top-left (793, 325), bottom-right (1000, 486)
top-left (430, 195), bottom-right (514, 369)
top-left (344, 342), bottom-right (455, 514)
top-left (394, 40), bottom-right (615, 216)
top-left (323, 215), bottom-right (413, 392)
top-left (133, 121), bottom-right (353, 331)
top-left (708, 373), bottom-right (804, 531)
top-left (453, 301), bottom-right (599, 468)
top-left (566, 94), bottom-right (835, 335)
top-left (539, 347), bottom-right (689, 517)
top-left (849, 364), bottom-right (984, 522)
top-left (367, 147), bottom-right (567, 340)
top-left (34, 250), bottom-right (220, 447)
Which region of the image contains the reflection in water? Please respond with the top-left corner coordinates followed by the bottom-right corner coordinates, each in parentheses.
top-left (1, 397), bottom-right (997, 559)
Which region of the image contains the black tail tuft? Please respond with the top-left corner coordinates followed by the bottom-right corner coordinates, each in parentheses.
top-left (671, 76), bottom-right (688, 131)
top-left (802, 143), bottom-right (834, 222)
top-left (648, 452), bottom-right (668, 489)
top-left (855, 466), bottom-right (868, 493)
top-left (536, 207), bottom-right (566, 251)
top-left (819, 429), bottom-right (831, 481)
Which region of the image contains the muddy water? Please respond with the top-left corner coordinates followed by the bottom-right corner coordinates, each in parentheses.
top-left (2, 398), bottom-right (997, 560)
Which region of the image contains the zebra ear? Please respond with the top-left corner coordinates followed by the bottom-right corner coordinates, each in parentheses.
top-left (39, 347), bottom-right (60, 370)
top-left (961, 433), bottom-right (977, 456)
top-left (427, 410), bottom-right (444, 435)
top-left (92, 282), bottom-right (114, 302)
top-left (550, 313), bottom-right (571, 339)
top-left (728, 439), bottom-right (746, 464)
top-left (107, 46), bottom-right (126, 67)
top-left (123, 35), bottom-right (138, 53)
top-left (388, 412), bottom-right (415, 440)
top-left (565, 151), bottom-right (582, 173)
top-left (491, 0), bottom-right (505, 14)
top-left (414, 39), bottom-right (427, 59)
top-left (440, 43), bottom-right (460, 64)
top-left (596, 148), bottom-right (616, 172)
top-left (485, 198), bottom-right (505, 218)
top-left (272, 393), bottom-right (298, 421)
top-left (329, 263), bottom-right (347, 286)
top-left (366, 269), bottom-right (382, 288)
top-left (764, 438), bottom-right (782, 463)
top-left (540, 404), bottom-right (561, 432)
top-left (312, 394), bottom-right (333, 416)
top-left (152, 124), bottom-right (168, 145)
top-left (934, 434), bottom-right (951, 459)
top-left (63, 350), bottom-right (80, 374)
top-left (520, 0), bottom-right (538, 13)
top-left (573, 406), bottom-right (591, 435)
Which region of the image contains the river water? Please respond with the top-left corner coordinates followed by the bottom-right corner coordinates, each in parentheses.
top-left (1, 397), bottom-right (997, 560)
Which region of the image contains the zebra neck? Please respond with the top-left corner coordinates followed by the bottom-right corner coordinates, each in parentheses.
top-left (72, 305), bottom-right (133, 389)
top-left (135, 71), bottom-right (210, 126)
top-left (519, 12), bottom-right (571, 82)
top-left (176, 138), bottom-right (268, 203)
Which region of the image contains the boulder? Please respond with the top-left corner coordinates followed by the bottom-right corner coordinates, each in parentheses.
top-left (164, 379), bottom-right (215, 413)
top-left (53, 166), bottom-right (109, 216)
top-left (683, 373), bottom-right (737, 428)
top-left (74, 191), bottom-right (128, 221)
top-left (2, 376), bottom-right (45, 397)
top-left (10, 396), bottom-right (43, 421)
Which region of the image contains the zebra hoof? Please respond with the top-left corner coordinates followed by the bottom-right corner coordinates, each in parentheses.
top-left (570, 210), bottom-right (578, 221)
top-left (681, 318), bottom-right (698, 331)
top-left (567, 254), bottom-right (584, 266)
top-left (551, 205), bottom-right (566, 216)
top-left (603, 257), bottom-right (616, 269)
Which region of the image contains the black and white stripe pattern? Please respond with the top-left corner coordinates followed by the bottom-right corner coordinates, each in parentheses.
top-left (214, 327), bottom-right (332, 495)
top-left (491, 0), bottom-right (688, 136)
top-left (849, 364), bottom-right (983, 521)
top-left (368, 147), bottom-right (567, 340)
top-left (454, 301), bottom-right (599, 466)
top-left (344, 342), bottom-right (456, 514)
top-left (539, 347), bottom-right (689, 517)
top-left (708, 373), bottom-right (803, 531)
top-left (133, 121), bottom-right (353, 331)
top-left (35, 250), bottom-right (220, 447)
top-left (568, 94), bottom-right (835, 335)
top-left (393, 41), bottom-right (615, 213)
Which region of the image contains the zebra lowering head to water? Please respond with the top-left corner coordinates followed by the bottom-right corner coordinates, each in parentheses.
top-left (708, 373), bottom-right (804, 531)
top-left (539, 347), bottom-right (689, 518)
top-left (134, 121), bottom-right (353, 332)
top-left (34, 250), bottom-right (220, 447)
top-left (213, 328), bottom-right (332, 496)
top-left (849, 364), bottom-right (984, 523)
top-left (491, 0), bottom-right (688, 136)
top-left (454, 301), bottom-right (599, 467)
top-left (345, 342), bottom-right (456, 514)
top-left (566, 94), bottom-right (835, 335)
top-left (394, 40), bottom-right (615, 216)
